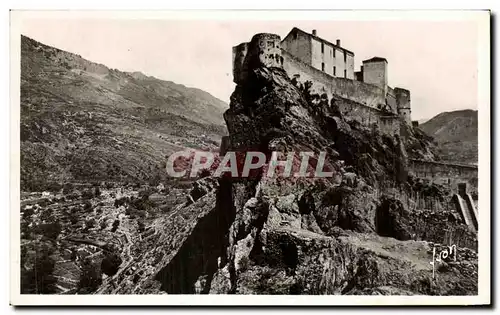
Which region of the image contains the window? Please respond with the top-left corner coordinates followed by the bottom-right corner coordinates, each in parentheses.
top-left (321, 63), bottom-right (325, 71)
top-left (294, 32), bottom-right (298, 40)
top-left (333, 49), bottom-right (336, 58)
top-left (333, 66), bottom-right (336, 76)
top-left (268, 41), bottom-right (275, 48)
top-left (344, 51), bottom-right (347, 63)
top-left (321, 42), bottom-right (324, 53)
top-left (344, 69), bottom-right (347, 78)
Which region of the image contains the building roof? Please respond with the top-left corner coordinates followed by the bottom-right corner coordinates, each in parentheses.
top-left (363, 57), bottom-right (388, 63)
top-left (283, 27), bottom-right (355, 56)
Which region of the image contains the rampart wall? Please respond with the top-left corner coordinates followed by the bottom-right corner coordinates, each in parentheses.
top-left (336, 99), bottom-right (400, 136)
top-left (408, 159), bottom-right (478, 192)
top-left (386, 87), bottom-right (397, 113)
top-left (282, 49), bottom-right (400, 136)
top-left (282, 50), bottom-right (387, 108)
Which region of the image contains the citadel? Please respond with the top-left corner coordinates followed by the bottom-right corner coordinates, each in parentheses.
top-left (233, 28), bottom-right (412, 136)
top-left (231, 28), bottom-right (479, 232)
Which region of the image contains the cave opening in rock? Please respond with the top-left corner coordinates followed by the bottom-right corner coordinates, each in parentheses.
top-left (280, 240), bottom-right (299, 272)
top-left (374, 197), bottom-right (412, 241)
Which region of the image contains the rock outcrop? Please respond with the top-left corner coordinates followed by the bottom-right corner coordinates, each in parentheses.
top-left (104, 57), bottom-right (477, 295)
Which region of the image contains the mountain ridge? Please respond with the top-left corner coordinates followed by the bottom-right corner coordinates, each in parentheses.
top-left (419, 109), bottom-right (477, 165)
top-left (20, 35), bottom-right (228, 191)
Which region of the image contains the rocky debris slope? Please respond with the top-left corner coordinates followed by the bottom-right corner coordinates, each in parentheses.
top-left (116, 64), bottom-right (477, 295)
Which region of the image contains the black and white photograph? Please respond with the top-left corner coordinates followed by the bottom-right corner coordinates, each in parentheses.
top-left (9, 10), bottom-right (490, 306)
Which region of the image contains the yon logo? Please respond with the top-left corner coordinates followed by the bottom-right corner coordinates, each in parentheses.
top-left (430, 244), bottom-right (457, 278)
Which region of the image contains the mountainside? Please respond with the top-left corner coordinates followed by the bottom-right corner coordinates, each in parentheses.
top-left (20, 35), bottom-right (228, 191)
top-left (419, 110), bottom-right (478, 165)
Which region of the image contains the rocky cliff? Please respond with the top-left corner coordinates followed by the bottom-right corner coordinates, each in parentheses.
top-left (102, 62), bottom-right (477, 295)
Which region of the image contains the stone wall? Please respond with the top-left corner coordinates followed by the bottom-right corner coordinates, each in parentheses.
top-left (281, 29), bottom-right (312, 65)
top-left (362, 59), bottom-right (388, 94)
top-left (336, 99), bottom-right (400, 136)
top-left (250, 33), bottom-right (283, 69)
top-left (386, 87), bottom-right (397, 113)
top-left (282, 49), bottom-right (401, 136)
top-left (232, 33), bottom-right (283, 85)
top-left (310, 37), bottom-right (355, 80)
top-left (395, 87), bottom-right (411, 125)
top-left (283, 50), bottom-right (387, 108)
top-left (232, 42), bottom-right (249, 84)
top-left (408, 159), bottom-right (478, 192)
top-left (232, 36), bottom-right (406, 138)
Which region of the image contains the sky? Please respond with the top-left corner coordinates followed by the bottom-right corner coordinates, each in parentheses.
top-left (21, 16), bottom-right (481, 121)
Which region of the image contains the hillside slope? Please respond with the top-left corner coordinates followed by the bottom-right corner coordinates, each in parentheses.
top-left (20, 35), bottom-right (228, 191)
top-left (419, 110), bottom-right (478, 164)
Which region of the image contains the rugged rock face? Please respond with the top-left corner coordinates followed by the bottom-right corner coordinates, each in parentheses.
top-left (111, 62), bottom-right (477, 295)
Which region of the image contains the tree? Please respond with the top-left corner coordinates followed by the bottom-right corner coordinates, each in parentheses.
top-left (78, 258), bottom-right (102, 294)
top-left (20, 245), bottom-right (57, 294)
top-left (114, 197), bottom-right (128, 208)
top-left (111, 219), bottom-right (120, 232)
top-left (101, 252), bottom-right (122, 277)
top-left (85, 218), bottom-right (96, 230)
top-left (63, 183), bottom-right (74, 195)
top-left (198, 168), bottom-right (211, 178)
top-left (82, 189), bottom-right (94, 200)
top-left (69, 212), bottom-right (78, 225)
top-left (137, 220), bottom-right (145, 233)
top-left (83, 201), bottom-right (93, 212)
top-left (302, 80), bottom-right (313, 102)
top-left (70, 249), bottom-right (78, 261)
top-left (39, 222), bottom-right (62, 240)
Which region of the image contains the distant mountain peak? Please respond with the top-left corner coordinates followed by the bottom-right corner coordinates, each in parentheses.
top-left (420, 109), bottom-right (478, 165)
top-left (128, 71), bottom-right (150, 80)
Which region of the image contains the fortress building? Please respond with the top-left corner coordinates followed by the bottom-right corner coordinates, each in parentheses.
top-left (232, 28), bottom-right (413, 131)
top-left (281, 28), bottom-right (355, 80)
top-left (231, 29), bottom-right (478, 230)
